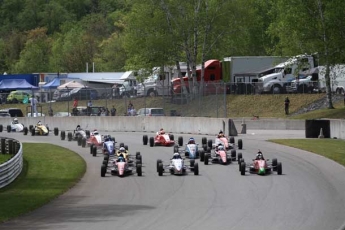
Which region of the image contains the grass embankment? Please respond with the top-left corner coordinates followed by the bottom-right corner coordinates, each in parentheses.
top-left (269, 139), bottom-right (345, 167)
top-left (1, 93), bottom-right (344, 119)
top-left (0, 143), bottom-right (86, 223)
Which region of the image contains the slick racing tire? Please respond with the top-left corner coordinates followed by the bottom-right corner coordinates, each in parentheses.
top-left (202, 137), bottom-right (207, 145)
top-left (29, 125), bottom-right (33, 132)
top-left (237, 152), bottom-right (243, 164)
top-left (60, 131), bottom-right (66, 140)
top-left (204, 154), bottom-right (210, 165)
top-left (101, 164), bottom-right (107, 177)
top-left (92, 146), bottom-right (97, 157)
top-left (137, 164), bottom-right (142, 176)
top-left (149, 137), bottom-right (154, 147)
top-left (67, 132), bottom-right (72, 141)
top-left (85, 130), bottom-right (90, 138)
top-left (31, 128), bottom-right (35, 136)
top-left (272, 158), bottom-right (278, 171)
top-left (200, 150), bottom-right (205, 162)
top-left (23, 127), bottom-right (28, 135)
top-left (158, 163), bottom-right (164, 176)
top-left (0, 124), bottom-right (3, 132)
top-left (90, 144), bottom-right (94, 154)
top-left (190, 159), bottom-right (195, 168)
top-left (54, 127), bottom-right (59, 136)
top-left (240, 162), bottom-right (246, 175)
top-left (77, 136), bottom-right (82, 146)
top-left (143, 135), bottom-right (148, 145)
top-left (81, 138), bottom-right (86, 148)
top-left (173, 145), bottom-right (179, 153)
top-left (238, 139), bottom-right (243, 150)
top-left (194, 163), bottom-right (199, 175)
top-left (136, 155), bottom-right (142, 164)
top-left (156, 159), bottom-right (162, 172)
top-left (169, 134), bottom-right (174, 141)
top-left (178, 136), bottom-right (183, 146)
top-left (231, 149), bottom-right (236, 159)
top-left (207, 139), bottom-right (213, 148)
top-left (277, 162), bottom-right (282, 175)
top-left (230, 137), bottom-right (235, 144)
top-left (7, 125), bottom-right (11, 133)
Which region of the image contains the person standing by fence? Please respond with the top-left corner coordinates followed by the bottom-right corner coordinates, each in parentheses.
top-left (30, 96), bottom-right (38, 117)
top-left (284, 97), bottom-right (290, 115)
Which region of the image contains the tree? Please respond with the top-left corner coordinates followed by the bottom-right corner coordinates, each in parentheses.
top-left (268, 0), bottom-right (345, 108)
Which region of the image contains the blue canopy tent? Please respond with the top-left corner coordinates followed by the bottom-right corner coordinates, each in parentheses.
top-left (0, 79), bottom-right (39, 90)
top-left (42, 78), bottom-right (61, 89)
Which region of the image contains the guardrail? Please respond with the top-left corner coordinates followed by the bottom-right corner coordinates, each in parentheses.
top-left (0, 137), bottom-right (23, 189)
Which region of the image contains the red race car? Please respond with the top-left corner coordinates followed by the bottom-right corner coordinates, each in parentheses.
top-left (143, 132), bottom-right (175, 147)
top-left (88, 130), bottom-right (104, 156)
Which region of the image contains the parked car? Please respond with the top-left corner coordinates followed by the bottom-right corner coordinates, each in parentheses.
top-left (53, 88), bottom-right (72, 101)
top-left (27, 113), bottom-right (45, 117)
top-left (53, 112), bottom-right (71, 117)
top-left (0, 108), bottom-right (24, 117)
top-left (6, 91), bottom-right (32, 104)
top-left (136, 108), bottom-right (165, 116)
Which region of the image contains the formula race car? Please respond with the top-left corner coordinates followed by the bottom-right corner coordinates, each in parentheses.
top-left (156, 153), bottom-right (199, 176)
top-left (5, 119), bottom-right (28, 134)
top-left (207, 135), bottom-right (243, 151)
top-left (173, 137), bottom-right (206, 159)
top-left (201, 144), bottom-right (243, 165)
top-left (103, 144), bottom-right (142, 166)
top-left (143, 133), bottom-right (176, 147)
top-left (31, 123), bottom-right (49, 136)
top-left (62, 127), bottom-right (91, 147)
top-left (101, 152), bottom-right (142, 177)
top-left (239, 154), bottom-right (282, 176)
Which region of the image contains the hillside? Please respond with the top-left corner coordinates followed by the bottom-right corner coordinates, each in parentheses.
top-left (1, 93), bottom-right (344, 119)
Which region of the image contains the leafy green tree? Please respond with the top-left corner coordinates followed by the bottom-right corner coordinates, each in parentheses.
top-left (13, 27), bottom-right (51, 73)
top-left (268, 0), bottom-right (345, 108)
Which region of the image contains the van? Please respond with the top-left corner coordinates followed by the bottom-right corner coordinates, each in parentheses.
top-left (6, 91), bottom-right (32, 104)
top-left (0, 108), bottom-right (24, 117)
top-left (136, 108), bottom-right (165, 116)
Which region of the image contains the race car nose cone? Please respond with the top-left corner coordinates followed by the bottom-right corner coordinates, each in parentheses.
top-left (258, 168), bottom-right (266, 175)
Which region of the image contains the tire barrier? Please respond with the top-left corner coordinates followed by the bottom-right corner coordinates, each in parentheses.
top-left (0, 137), bottom-right (23, 189)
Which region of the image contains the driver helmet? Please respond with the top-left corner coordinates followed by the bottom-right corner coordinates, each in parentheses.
top-left (218, 145), bottom-right (224, 150)
top-left (258, 150), bottom-right (262, 154)
top-left (173, 153), bottom-right (180, 159)
top-left (76, 125), bottom-right (81, 130)
top-left (257, 154), bottom-right (263, 160)
top-left (119, 147), bottom-right (125, 153)
top-left (37, 121), bottom-right (42, 125)
top-left (118, 154), bottom-right (125, 162)
top-left (219, 130), bottom-right (223, 134)
top-left (93, 129), bottom-right (99, 135)
top-left (13, 118), bottom-right (18, 124)
top-left (160, 128), bottom-right (165, 134)
top-left (104, 135), bottom-right (110, 142)
top-left (189, 138), bottom-right (195, 144)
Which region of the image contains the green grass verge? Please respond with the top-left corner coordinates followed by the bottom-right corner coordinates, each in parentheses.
top-left (0, 154), bottom-right (13, 164)
top-left (0, 143), bottom-right (86, 223)
top-left (269, 139), bottom-right (345, 166)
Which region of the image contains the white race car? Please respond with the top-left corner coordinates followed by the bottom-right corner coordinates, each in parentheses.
top-left (156, 153), bottom-right (199, 176)
top-left (7, 120), bottom-right (27, 133)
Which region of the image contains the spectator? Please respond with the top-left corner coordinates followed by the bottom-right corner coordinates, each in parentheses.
top-left (128, 101), bottom-right (133, 110)
top-left (48, 107), bottom-right (53, 117)
top-left (343, 92), bottom-right (345, 106)
top-left (106, 108), bottom-right (110, 116)
top-left (284, 97), bottom-right (290, 115)
top-left (87, 100), bottom-right (92, 107)
top-left (73, 98), bottom-right (78, 108)
top-left (30, 96), bottom-right (38, 117)
top-left (111, 106), bottom-right (116, 116)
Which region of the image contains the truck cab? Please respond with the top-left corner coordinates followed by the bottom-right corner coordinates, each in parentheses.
top-left (257, 54), bottom-right (317, 94)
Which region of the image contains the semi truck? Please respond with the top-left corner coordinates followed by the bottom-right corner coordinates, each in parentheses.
top-left (257, 54), bottom-right (318, 94)
top-left (171, 56), bottom-right (288, 95)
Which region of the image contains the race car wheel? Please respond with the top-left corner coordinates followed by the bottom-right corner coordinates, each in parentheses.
top-left (119, 142), bottom-right (124, 148)
top-left (238, 139), bottom-right (243, 150)
top-left (277, 162), bottom-right (282, 175)
top-left (60, 131), bottom-right (66, 140)
top-left (158, 163), bottom-right (163, 176)
top-left (173, 145), bottom-right (179, 153)
top-left (194, 163), bottom-right (199, 175)
top-left (204, 154), bottom-right (209, 165)
top-left (143, 135), bottom-right (148, 145)
top-left (29, 125), bottom-right (33, 132)
top-left (90, 144), bottom-right (94, 154)
top-left (231, 149), bottom-right (236, 159)
top-left (202, 137), bottom-right (207, 145)
top-left (81, 138), bottom-right (86, 148)
top-left (67, 132), bottom-right (72, 141)
top-left (124, 145), bottom-right (128, 151)
top-left (200, 150), bottom-right (205, 162)
top-left (23, 127), bottom-right (28, 135)
top-left (85, 130), bottom-right (90, 138)
top-left (240, 162), bottom-right (246, 175)
top-left (111, 137), bottom-right (115, 143)
top-left (207, 139), bottom-right (212, 148)
top-left (102, 160), bottom-right (108, 166)
top-left (7, 125), bottom-right (11, 133)
top-left (272, 158), bottom-right (278, 171)
top-left (185, 152), bottom-right (189, 157)
top-left (92, 146), bottom-right (97, 157)
top-left (101, 164), bottom-right (107, 177)
top-left (54, 127), bottom-right (59, 136)
top-left (156, 159), bottom-right (162, 172)
top-left (77, 136), bottom-right (82, 146)
top-left (237, 153), bottom-right (243, 164)
top-left (227, 157), bottom-right (232, 164)
top-left (149, 137), bottom-right (154, 147)
top-left (137, 155), bottom-right (142, 164)
top-left (202, 144), bottom-right (207, 151)
top-left (239, 158), bottom-right (245, 171)
top-left (169, 134), bottom-right (174, 141)
top-left (31, 128), bottom-right (35, 136)
top-left (104, 155), bottom-right (109, 161)
top-left (0, 124), bottom-right (3, 132)
top-left (207, 147), bottom-right (211, 153)
top-left (178, 136), bottom-right (183, 146)
top-left (190, 159), bottom-right (195, 168)
top-left (136, 152), bottom-right (141, 157)
top-left (230, 137), bottom-right (235, 144)
top-left (137, 164), bottom-right (142, 176)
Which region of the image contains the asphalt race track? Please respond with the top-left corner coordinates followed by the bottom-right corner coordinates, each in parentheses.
top-left (1, 130), bottom-right (345, 230)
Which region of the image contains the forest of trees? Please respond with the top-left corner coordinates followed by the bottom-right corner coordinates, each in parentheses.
top-left (0, 0), bottom-right (344, 77)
